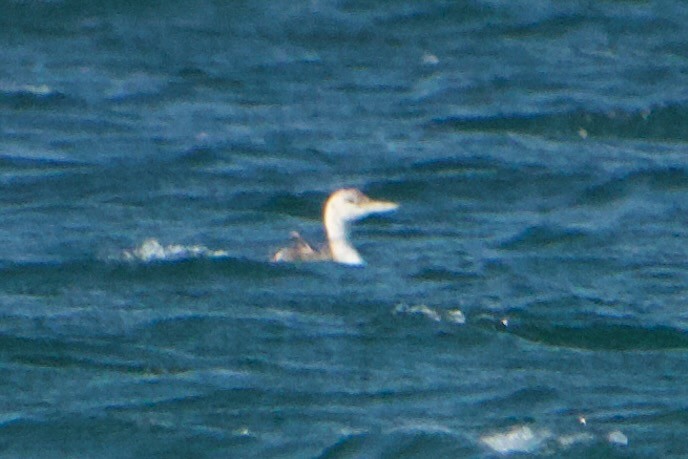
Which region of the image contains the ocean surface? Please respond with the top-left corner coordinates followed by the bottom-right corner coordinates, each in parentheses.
top-left (1, 0), bottom-right (687, 457)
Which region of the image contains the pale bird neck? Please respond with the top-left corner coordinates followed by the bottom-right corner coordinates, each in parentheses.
top-left (324, 208), bottom-right (364, 266)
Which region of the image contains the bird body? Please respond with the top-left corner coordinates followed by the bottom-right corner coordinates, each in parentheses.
top-left (272, 188), bottom-right (398, 266)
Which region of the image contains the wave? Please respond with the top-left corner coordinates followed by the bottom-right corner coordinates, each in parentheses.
top-left (318, 422), bottom-right (628, 457)
top-left (577, 167), bottom-right (688, 206)
top-left (392, 303), bottom-right (466, 325)
top-left (0, 154), bottom-right (83, 170)
top-left (0, 410), bottom-right (250, 458)
top-left (105, 72), bottom-right (174, 102)
top-left (481, 425), bottom-right (553, 454)
top-left (0, 333), bottom-right (192, 374)
top-left (480, 423), bottom-right (628, 454)
top-left (317, 427), bottom-right (469, 459)
top-left (411, 267), bottom-right (482, 283)
top-left (0, 251), bottom-right (305, 295)
top-left (430, 103), bottom-right (688, 141)
top-left (499, 224), bottom-right (592, 251)
top-left (121, 238), bottom-right (228, 263)
top-left (0, 83), bottom-right (77, 110)
top-left (506, 320), bottom-right (688, 351)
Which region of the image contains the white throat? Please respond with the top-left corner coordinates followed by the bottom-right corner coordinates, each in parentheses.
top-left (324, 209), bottom-right (365, 266)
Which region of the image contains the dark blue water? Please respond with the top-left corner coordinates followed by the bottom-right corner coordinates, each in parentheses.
top-left (2, 0), bottom-right (688, 457)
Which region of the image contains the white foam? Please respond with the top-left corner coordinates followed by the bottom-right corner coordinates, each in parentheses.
top-left (393, 304), bottom-right (467, 325)
top-left (481, 425), bottom-right (552, 454)
top-left (0, 82), bottom-right (53, 96)
top-left (393, 303), bottom-right (441, 322)
top-left (232, 426), bottom-right (252, 437)
top-left (446, 309), bottom-right (466, 324)
top-left (607, 430), bottom-right (628, 446)
top-left (482, 421), bottom-right (628, 454)
top-left (422, 52), bottom-right (440, 65)
top-left (557, 432), bottom-right (594, 447)
top-left (122, 238), bottom-right (228, 262)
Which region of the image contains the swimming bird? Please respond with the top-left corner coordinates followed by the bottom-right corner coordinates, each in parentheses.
top-left (272, 188), bottom-right (398, 266)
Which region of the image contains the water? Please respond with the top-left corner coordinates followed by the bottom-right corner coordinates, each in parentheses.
top-left (1, 0), bottom-right (688, 457)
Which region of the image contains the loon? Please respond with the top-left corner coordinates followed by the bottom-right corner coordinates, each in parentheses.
top-left (272, 188), bottom-right (398, 266)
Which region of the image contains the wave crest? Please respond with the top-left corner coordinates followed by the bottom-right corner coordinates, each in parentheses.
top-left (122, 238), bottom-right (228, 262)
top-left (431, 104), bottom-right (688, 140)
